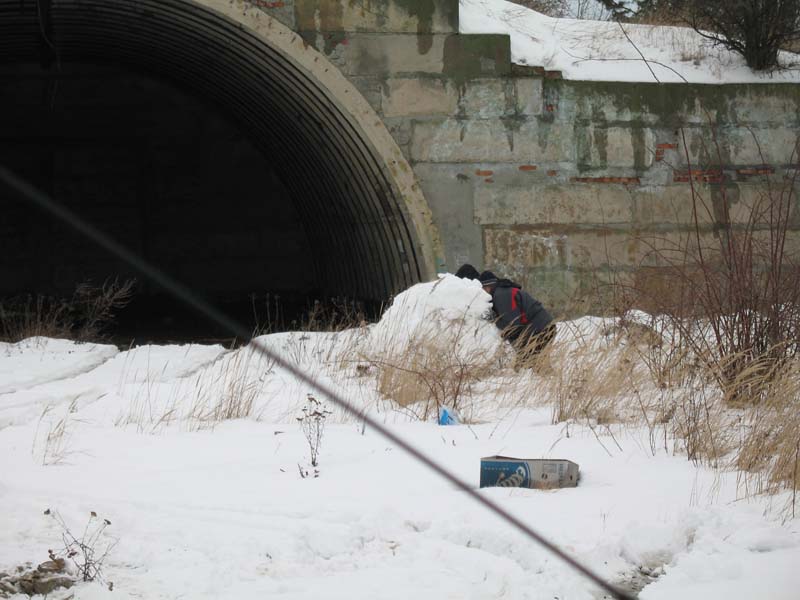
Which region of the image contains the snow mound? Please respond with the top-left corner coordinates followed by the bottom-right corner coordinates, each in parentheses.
top-left (0, 337), bottom-right (118, 395)
top-left (459, 0), bottom-right (800, 83)
top-left (367, 274), bottom-right (502, 360)
top-left (98, 343), bottom-right (227, 384)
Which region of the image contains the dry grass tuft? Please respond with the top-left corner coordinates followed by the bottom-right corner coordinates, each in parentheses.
top-left (364, 311), bottom-right (509, 422)
top-left (33, 399), bottom-right (82, 466)
top-left (185, 345), bottom-right (272, 430)
top-left (118, 341), bottom-right (275, 433)
top-left (542, 320), bottom-right (648, 426)
top-left (736, 357), bottom-right (800, 517)
top-left (369, 326), bottom-right (506, 421)
top-left (0, 279), bottom-right (135, 343)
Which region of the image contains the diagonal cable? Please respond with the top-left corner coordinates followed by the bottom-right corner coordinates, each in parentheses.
top-left (0, 165), bottom-right (634, 600)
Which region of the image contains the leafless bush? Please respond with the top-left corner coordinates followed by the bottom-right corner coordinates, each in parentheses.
top-left (297, 395), bottom-right (331, 475)
top-left (533, 315), bottom-right (739, 465)
top-left (571, 0), bottom-right (613, 20)
top-left (619, 131), bottom-right (800, 404)
top-left (0, 278), bottom-right (135, 343)
top-left (510, 0), bottom-right (568, 17)
top-left (45, 509), bottom-right (116, 587)
top-left (600, 0), bottom-right (800, 70)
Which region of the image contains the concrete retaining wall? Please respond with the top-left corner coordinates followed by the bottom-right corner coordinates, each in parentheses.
top-left (247, 1), bottom-right (800, 309)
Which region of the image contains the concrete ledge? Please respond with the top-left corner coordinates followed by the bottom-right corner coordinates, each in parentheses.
top-left (410, 118), bottom-right (574, 163)
top-left (473, 180), bottom-right (787, 227)
top-left (484, 227), bottom-right (717, 272)
top-left (298, 32), bottom-right (507, 76)
top-left (475, 184), bottom-right (634, 226)
top-left (381, 77), bottom-right (537, 119)
top-left (293, 0), bottom-right (458, 33)
top-left (381, 77), bottom-right (458, 117)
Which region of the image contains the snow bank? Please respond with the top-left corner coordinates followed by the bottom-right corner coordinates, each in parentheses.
top-left (367, 274), bottom-right (502, 361)
top-left (459, 0), bottom-right (800, 83)
top-left (0, 337), bottom-right (118, 395)
top-left (0, 342), bottom-right (226, 430)
top-left (1, 305), bottom-right (799, 598)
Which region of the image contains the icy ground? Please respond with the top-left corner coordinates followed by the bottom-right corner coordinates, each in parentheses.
top-left (1, 276), bottom-right (799, 599)
top-left (460, 0), bottom-right (800, 83)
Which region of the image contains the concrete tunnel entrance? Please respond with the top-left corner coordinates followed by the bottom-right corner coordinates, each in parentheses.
top-left (0, 0), bottom-right (440, 342)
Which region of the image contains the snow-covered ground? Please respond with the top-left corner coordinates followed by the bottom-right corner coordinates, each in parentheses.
top-left (1, 276), bottom-right (799, 599)
top-left (459, 0), bottom-right (800, 83)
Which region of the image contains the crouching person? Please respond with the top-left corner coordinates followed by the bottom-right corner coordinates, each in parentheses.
top-left (478, 270), bottom-right (556, 367)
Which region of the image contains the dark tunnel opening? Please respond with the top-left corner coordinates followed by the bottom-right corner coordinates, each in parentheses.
top-left (1, 63), bottom-right (321, 343)
top-left (0, 0), bottom-right (434, 344)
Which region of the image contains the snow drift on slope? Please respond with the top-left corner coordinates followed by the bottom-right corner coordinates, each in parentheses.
top-left (459, 0), bottom-right (800, 83)
top-left (0, 337), bottom-right (118, 395)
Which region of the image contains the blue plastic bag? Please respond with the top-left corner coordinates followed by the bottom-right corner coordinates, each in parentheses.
top-left (438, 406), bottom-right (459, 426)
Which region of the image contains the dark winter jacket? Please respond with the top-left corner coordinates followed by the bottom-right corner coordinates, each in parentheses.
top-left (488, 280), bottom-right (553, 343)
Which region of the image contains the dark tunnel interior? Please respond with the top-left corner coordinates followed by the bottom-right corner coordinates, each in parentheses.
top-left (1, 63), bottom-right (319, 343)
top-left (0, 0), bottom-right (427, 344)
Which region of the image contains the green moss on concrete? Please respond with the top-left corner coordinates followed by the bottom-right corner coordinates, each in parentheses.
top-left (295, 0), bottom-right (458, 36)
top-left (442, 34), bottom-right (511, 84)
top-left (295, 0), bottom-right (344, 39)
top-left (631, 127), bottom-right (647, 171)
top-left (394, 0), bottom-right (434, 53)
top-left (561, 80), bottom-right (800, 128)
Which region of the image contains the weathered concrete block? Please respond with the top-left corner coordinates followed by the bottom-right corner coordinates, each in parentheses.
top-left (413, 163), bottom-right (484, 269)
top-left (381, 78), bottom-right (458, 117)
top-left (435, 163), bottom-right (550, 187)
top-left (577, 126), bottom-right (656, 169)
top-left (246, 0), bottom-right (297, 30)
top-left (484, 227), bottom-right (723, 273)
top-left (676, 127), bottom-right (799, 168)
top-left (382, 116), bottom-right (414, 155)
top-left (484, 227), bottom-right (570, 270)
top-left (632, 184), bottom-right (703, 225)
top-left (728, 128), bottom-right (799, 165)
top-left (348, 75), bottom-right (384, 112)
top-left (294, 0), bottom-right (459, 33)
top-left (475, 183), bottom-right (633, 225)
top-left (675, 127), bottom-right (718, 166)
top-left (460, 79), bottom-right (515, 119)
top-left (727, 89), bottom-right (800, 125)
top-left (631, 183), bottom-right (776, 226)
top-left (411, 119), bottom-right (574, 163)
top-left (300, 32), bottom-right (447, 74)
top-left (515, 77), bottom-right (543, 117)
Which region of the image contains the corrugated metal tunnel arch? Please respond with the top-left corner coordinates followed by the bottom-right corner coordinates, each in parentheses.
top-left (0, 0), bottom-right (443, 301)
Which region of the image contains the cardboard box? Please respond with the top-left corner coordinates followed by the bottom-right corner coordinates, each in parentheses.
top-left (480, 456), bottom-right (579, 489)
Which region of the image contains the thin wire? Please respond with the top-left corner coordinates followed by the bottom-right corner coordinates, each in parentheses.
top-left (35, 0), bottom-right (62, 71)
top-left (0, 165), bottom-right (634, 600)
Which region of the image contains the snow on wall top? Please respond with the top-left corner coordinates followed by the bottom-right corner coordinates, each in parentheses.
top-left (459, 0), bottom-right (800, 83)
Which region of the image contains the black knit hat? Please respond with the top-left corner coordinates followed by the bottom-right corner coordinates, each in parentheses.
top-left (479, 270), bottom-right (498, 286)
top-left (455, 264), bottom-right (481, 280)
